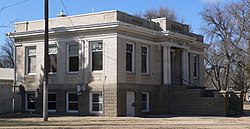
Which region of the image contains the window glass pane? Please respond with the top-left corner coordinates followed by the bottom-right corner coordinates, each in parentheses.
top-left (48, 102), bottom-right (56, 110)
top-left (69, 103), bottom-right (78, 110)
top-left (49, 47), bottom-right (57, 54)
top-left (141, 55), bottom-right (147, 73)
top-left (48, 94), bottom-right (56, 101)
top-left (141, 47), bottom-right (147, 55)
top-left (141, 93), bottom-right (148, 111)
top-left (126, 44), bottom-right (133, 52)
top-left (142, 94), bottom-right (147, 102)
top-left (126, 44), bottom-right (133, 72)
top-left (69, 56), bottom-right (79, 72)
top-left (27, 94), bottom-right (35, 110)
top-left (92, 51), bottom-right (103, 70)
top-left (92, 42), bottom-right (103, 52)
top-left (194, 56), bottom-right (199, 78)
top-left (28, 48), bottom-right (36, 56)
top-left (141, 103), bottom-right (147, 111)
top-left (27, 94), bottom-right (35, 102)
top-left (69, 93), bottom-right (78, 101)
top-left (126, 53), bottom-right (132, 71)
top-left (93, 103), bottom-right (102, 111)
top-left (49, 54), bottom-right (57, 72)
top-left (28, 102), bottom-right (35, 109)
top-left (68, 44), bottom-right (79, 54)
top-left (92, 94), bottom-right (102, 102)
top-left (28, 56), bottom-right (36, 73)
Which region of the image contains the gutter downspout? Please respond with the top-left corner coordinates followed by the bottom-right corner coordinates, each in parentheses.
top-left (7, 33), bottom-right (22, 113)
top-left (7, 33), bottom-right (16, 113)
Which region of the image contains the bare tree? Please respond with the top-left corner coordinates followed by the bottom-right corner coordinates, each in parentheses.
top-left (0, 38), bottom-right (14, 68)
top-left (201, 0), bottom-right (250, 91)
top-left (134, 6), bottom-right (183, 22)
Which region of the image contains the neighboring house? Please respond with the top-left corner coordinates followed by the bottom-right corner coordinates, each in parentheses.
top-left (10, 10), bottom-right (210, 116)
top-left (0, 68), bottom-right (14, 114)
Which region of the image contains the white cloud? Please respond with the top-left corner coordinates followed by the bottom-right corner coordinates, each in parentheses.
top-left (201, 0), bottom-right (223, 3)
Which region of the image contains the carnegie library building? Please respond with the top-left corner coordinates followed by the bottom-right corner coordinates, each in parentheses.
top-left (9, 10), bottom-right (243, 116)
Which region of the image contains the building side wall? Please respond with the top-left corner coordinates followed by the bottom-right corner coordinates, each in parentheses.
top-left (117, 36), bottom-right (162, 85)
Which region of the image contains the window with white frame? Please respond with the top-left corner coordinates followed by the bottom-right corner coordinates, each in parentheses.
top-left (193, 55), bottom-right (199, 78)
top-left (90, 92), bottom-right (103, 113)
top-left (66, 93), bottom-right (78, 112)
top-left (141, 92), bottom-right (149, 112)
top-left (141, 46), bottom-right (149, 74)
top-left (91, 41), bottom-right (103, 71)
top-left (48, 46), bottom-right (57, 73)
top-left (26, 47), bottom-right (36, 74)
top-left (68, 44), bottom-right (79, 72)
top-left (126, 43), bottom-right (134, 72)
top-left (48, 93), bottom-right (56, 112)
top-left (25, 93), bottom-right (35, 111)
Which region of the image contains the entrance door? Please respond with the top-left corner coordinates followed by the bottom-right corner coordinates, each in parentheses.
top-left (126, 92), bottom-right (135, 116)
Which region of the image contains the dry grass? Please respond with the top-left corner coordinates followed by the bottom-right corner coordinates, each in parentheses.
top-left (0, 104), bottom-right (250, 128)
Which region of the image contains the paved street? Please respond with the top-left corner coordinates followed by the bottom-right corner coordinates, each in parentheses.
top-left (0, 103), bottom-right (250, 129)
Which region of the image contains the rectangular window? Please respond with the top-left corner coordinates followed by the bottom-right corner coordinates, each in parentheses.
top-left (25, 93), bottom-right (35, 111)
top-left (141, 46), bottom-right (149, 74)
top-left (90, 92), bottom-right (103, 113)
top-left (68, 44), bottom-right (79, 72)
top-left (48, 94), bottom-right (56, 112)
top-left (91, 41), bottom-right (103, 71)
top-left (141, 92), bottom-right (149, 112)
top-left (193, 55), bottom-right (199, 78)
top-left (66, 93), bottom-right (78, 112)
top-left (26, 47), bottom-right (36, 74)
top-left (126, 43), bottom-right (134, 72)
top-left (49, 46), bottom-right (57, 73)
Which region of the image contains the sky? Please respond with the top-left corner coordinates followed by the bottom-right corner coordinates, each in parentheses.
top-left (0, 0), bottom-right (239, 46)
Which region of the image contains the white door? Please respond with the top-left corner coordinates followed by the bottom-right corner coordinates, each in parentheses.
top-left (126, 92), bottom-right (135, 116)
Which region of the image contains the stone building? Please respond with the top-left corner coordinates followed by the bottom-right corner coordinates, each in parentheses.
top-left (10, 10), bottom-right (212, 116)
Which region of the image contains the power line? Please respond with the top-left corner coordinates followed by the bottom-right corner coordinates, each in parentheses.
top-left (0, 0), bottom-right (30, 12)
top-left (60, 0), bottom-right (84, 38)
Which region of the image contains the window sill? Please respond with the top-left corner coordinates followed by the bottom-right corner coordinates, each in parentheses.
top-left (48, 72), bottom-right (57, 75)
top-left (126, 71), bottom-right (135, 74)
top-left (193, 77), bottom-right (199, 80)
top-left (90, 111), bottom-right (103, 114)
top-left (141, 73), bottom-right (150, 76)
top-left (67, 72), bottom-right (79, 75)
top-left (66, 110), bottom-right (78, 113)
top-left (26, 109), bottom-right (35, 112)
top-left (26, 73), bottom-right (36, 76)
top-left (91, 70), bottom-right (103, 74)
top-left (48, 110), bottom-right (56, 112)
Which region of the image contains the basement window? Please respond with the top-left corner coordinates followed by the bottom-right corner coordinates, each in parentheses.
top-left (25, 93), bottom-right (35, 111)
top-left (141, 92), bottom-right (149, 112)
top-left (48, 93), bottom-right (56, 112)
top-left (90, 92), bottom-right (103, 114)
top-left (66, 92), bottom-right (78, 113)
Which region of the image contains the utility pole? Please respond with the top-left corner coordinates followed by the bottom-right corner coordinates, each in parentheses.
top-left (43, 0), bottom-right (49, 121)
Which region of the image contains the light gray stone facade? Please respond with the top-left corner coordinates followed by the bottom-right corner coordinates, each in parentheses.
top-left (10, 10), bottom-right (232, 117)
